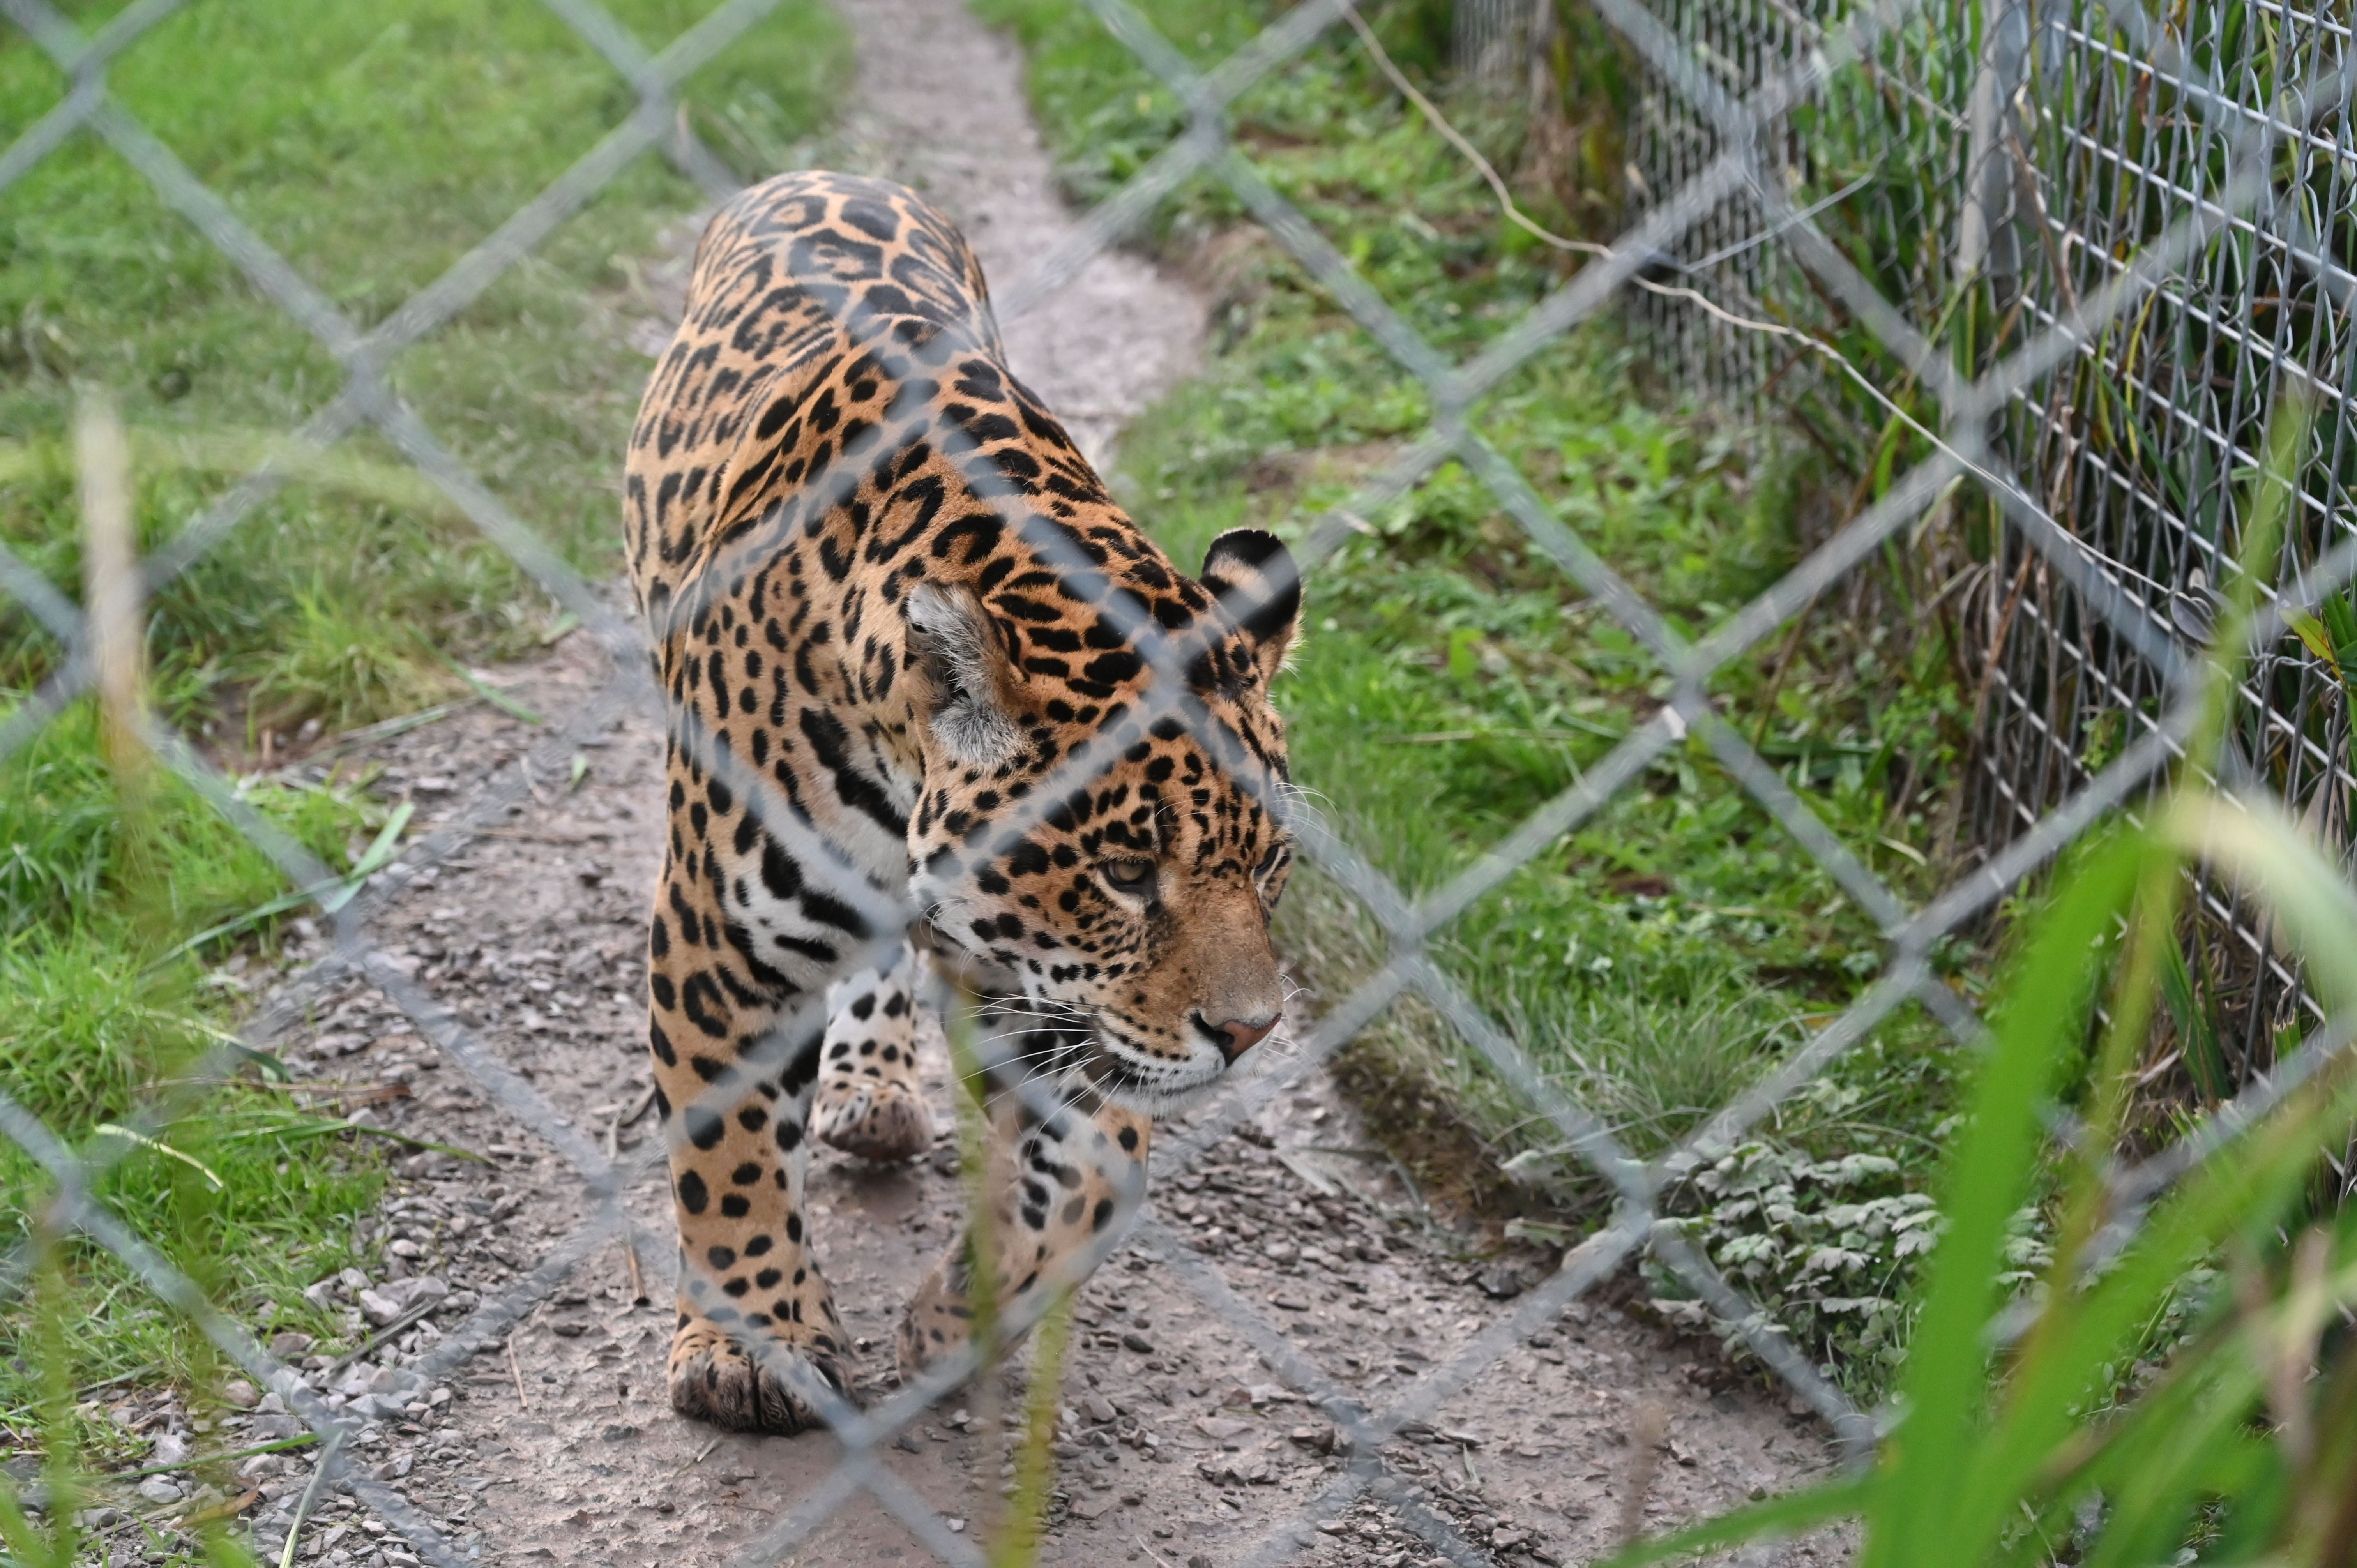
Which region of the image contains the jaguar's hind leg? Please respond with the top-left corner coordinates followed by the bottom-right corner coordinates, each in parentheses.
top-left (811, 942), bottom-right (937, 1162)
top-left (896, 1081), bottom-right (1150, 1385)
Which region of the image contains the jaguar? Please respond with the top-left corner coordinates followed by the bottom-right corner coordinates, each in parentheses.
top-left (623, 169), bottom-right (1304, 1432)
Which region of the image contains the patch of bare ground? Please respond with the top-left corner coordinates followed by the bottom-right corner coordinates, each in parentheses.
top-left (203, 634), bottom-right (1841, 1564)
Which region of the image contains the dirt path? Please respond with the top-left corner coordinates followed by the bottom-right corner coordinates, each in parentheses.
top-left (213, 636), bottom-right (1834, 1568)
top-left (94, 5), bottom-right (1844, 1566)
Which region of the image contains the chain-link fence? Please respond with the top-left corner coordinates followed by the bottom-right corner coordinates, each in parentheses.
top-left (4, 0), bottom-right (2357, 1563)
top-left (1629, 0), bottom-right (2357, 1101)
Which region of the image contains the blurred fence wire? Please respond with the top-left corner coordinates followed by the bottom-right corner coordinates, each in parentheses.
top-left (1628, 0), bottom-right (2357, 1101)
top-left (1, 0), bottom-right (2356, 1562)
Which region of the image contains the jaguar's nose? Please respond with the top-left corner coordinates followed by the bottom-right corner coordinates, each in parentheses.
top-left (1209, 1014), bottom-right (1277, 1063)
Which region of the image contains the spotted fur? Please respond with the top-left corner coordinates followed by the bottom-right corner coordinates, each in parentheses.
top-left (624, 171), bottom-right (1303, 1432)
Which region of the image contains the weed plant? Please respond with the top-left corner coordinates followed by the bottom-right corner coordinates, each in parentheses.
top-left (981, 0), bottom-right (1976, 1394)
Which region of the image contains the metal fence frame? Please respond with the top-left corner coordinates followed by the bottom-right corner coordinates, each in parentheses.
top-left (2, 0), bottom-right (2355, 1563)
top-left (1629, 0), bottom-right (2357, 1096)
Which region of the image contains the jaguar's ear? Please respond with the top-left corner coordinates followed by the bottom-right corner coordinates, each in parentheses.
top-left (1200, 528), bottom-right (1303, 686)
top-left (906, 583), bottom-right (1024, 767)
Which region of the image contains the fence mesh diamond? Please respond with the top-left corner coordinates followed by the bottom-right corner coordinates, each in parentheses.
top-left (3, 0), bottom-right (2355, 1563)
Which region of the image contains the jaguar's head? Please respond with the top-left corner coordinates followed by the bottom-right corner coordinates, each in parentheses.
top-left (904, 528), bottom-right (1303, 1114)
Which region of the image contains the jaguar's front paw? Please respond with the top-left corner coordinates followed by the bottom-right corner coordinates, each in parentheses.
top-left (812, 1075), bottom-right (934, 1162)
top-left (667, 1315), bottom-right (855, 1434)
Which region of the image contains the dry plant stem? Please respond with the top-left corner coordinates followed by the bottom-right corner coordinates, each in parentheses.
top-left (20, 1224), bottom-right (85, 1564)
top-left (2239, 1229), bottom-right (2331, 1469)
top-left (324, 1298), bottom-right (440, 1378)
top-left (1334, 1), bottom-right (1610, 262)
top-left (74, 385), bottom-right (146, 791)
top-left (1339, 0), bottom-right (1875, 357)
top-left (1617, 1400), bottom-right (1670, 1544)
top-left (507, 1341), bottom-right (528, 1410)
top-left (622, 1236), bottom-right (647, 1306)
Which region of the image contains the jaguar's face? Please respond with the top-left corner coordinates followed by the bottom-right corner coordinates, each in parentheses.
top-left (903, 528), bottom-right (1302, 1112)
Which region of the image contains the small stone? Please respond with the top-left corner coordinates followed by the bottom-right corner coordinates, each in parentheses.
top-left (1288, 1424), bottom-right (1339, 1454)
top-left (137, 1477), bottom-right (182, 1506)
top-left (1120, 1331), bottom-right (1154, 1354)
top-left (269, 1332), bottom-right (315, 1359)
top-left (1083, 1395), bottom-right (1117, 1424)
top-left (356, 1289), bottom-right (404, 1326)
top-left (221, 1380), bottom-right (260, 1410)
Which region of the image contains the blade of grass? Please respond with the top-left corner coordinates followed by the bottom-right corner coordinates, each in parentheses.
top-left (140, 801), bottom-right (412, 970)
top-left (1966, 1035), bottom-right (2357, 1556)
top-left (992, 1292), bottom-right (1075, 1567)
top-left (1861, 827), bottom-right (2145, 1567)
top-left (118, 1432), bottom-right (320, 1481)
top-left (212, 1111), bottom-right (481, 1161)
top-left (435, 656), bottom-right (545, 726)
top-left (320, 801), bottom-right (415, 914)
top-left (88, 1123), bottom-right (224, 1189)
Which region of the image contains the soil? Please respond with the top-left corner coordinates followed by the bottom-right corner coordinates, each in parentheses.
top-left (76, 2), bottom-right (1850, 1564)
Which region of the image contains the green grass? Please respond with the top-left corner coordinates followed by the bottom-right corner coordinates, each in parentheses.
top-left (0, 702), bottom-right (391, 1459)
top-left (1, 0), bottom-right (850, 733)
top-left (979, 0), bottom-right (1977, 1393)
top-left (0, 0), bottom-right (849, 1497)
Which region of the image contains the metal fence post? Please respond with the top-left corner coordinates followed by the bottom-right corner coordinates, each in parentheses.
top-left (1955, 0), bottom-right (2023, 307)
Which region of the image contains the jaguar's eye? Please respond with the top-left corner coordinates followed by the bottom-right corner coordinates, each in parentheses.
top-left (1099, 858), bottom-right (1156, 895)
top-left (1255, 843), bottom-right (1286, 880)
